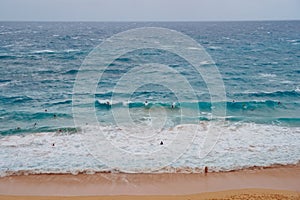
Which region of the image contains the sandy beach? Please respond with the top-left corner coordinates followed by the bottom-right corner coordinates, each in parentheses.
top-left (0, 165), bottom-right (299, 199)
top-left (0, 189), bottom-right (299, 200)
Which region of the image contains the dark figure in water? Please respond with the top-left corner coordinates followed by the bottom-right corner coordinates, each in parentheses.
top-left (160, 141), bottom-right (163, 145)
top-left (53, 114), bottom-right (57, 118)
top-left (171, 102), bottom-right (176, 109)
top-left (33, 122), bottom-right (37, 127)
top-left (52, 143), bottom-right (55, 147)
top-left (45, 109), bottom-right (47, 112)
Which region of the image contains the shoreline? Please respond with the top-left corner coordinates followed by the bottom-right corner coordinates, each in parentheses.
top-left (1, 162), bottom-right (299, 177)
top-left (0, 165), bottom-right (299, 196)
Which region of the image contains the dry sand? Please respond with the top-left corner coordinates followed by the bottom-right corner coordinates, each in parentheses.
top-left (0, 165), bottom-right (299, 199)
top-left (0, 189), bottom-right (299, 200)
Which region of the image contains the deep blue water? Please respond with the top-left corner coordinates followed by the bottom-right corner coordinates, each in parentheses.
top-left (0, 21), bottom-right (299, 135)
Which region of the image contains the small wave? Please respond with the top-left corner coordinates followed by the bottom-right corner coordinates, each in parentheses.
top-left (0, 54), bottom-right (18, 59)
top-left (0, 31), bottom-right (13, 35)
top-left (63, 69), bottom-right (78, 75)
top-left (115, 57), bottom-right (131, 62)
top-left (0, 82), bottom-right (10, 87)
top-left (95, 100), bottom-right (179, 109)
top-left (32, 50), bottom-right (56, 54)
top-left (187, 47), bottom-right (201, 50)
top-left (0, 125), bottom-right (77, 136)
top-left (0, 95), bottom-right (33, 104)
top-left (49, 99), bottom-right (72, 106)
top-left (280, 80), bottom-right (293, 84)
top-left (259, 73), bottom-right (277, 78)
top-left (0, 79), bottom-right (11, 83)
top-left (64, 49), bottom-right (80, 53)
top-left (287, 39), bottom-right (300, 43)
top-left (235, 89), bottom-right (300, 98)
top-left (208, 46), bottom-right (222, 50)
top-left (200, 60), bottom-right (214, 66)
top-left (0, 79), bottom-right (11, 87)
top-left (2, 44), bottom-right (15, 48)
top-left (0, 111), bottom-right (72, 126)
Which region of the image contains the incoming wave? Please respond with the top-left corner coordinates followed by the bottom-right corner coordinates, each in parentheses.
top-left (95, 99), bottom-right (298, 110)
top-left (0, 122), bottom-right (299, 176)
top-left (238, 89), bottom-right (300, 99)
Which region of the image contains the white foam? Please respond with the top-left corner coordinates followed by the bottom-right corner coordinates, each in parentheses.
top-left (200, 61), bottom-right (213, 65)
top-left (33, 50), bottom-right (55, 54)
top-left (259, 73), bottom-right (277, 78)
top-left (0, 122), bottom-right (299, 176)
top-left (0, 81), bottom-right (10, 87)
top-left (64, 49), bottom-right (80, 53)
top-left (208, 46), bottom-right (222, 50)
top-left (187, 47), bottom-right (200, 50)
top-left (281, 80), bottom-right (293, 84)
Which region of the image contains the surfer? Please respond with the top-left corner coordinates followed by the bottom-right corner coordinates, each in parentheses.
top-left (171, 102), bottom-right (176, 109)
top-left (144, 100), bottom-right (148, 106)
top-left (160, 141), bottom-right (163, 145)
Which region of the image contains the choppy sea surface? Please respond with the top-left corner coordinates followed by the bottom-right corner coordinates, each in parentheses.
top-left (0, 21), bottom-right (299, 176)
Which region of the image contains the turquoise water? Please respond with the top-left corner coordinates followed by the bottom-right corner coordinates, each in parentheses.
top-left (0, 21), bottom-right (299, 175)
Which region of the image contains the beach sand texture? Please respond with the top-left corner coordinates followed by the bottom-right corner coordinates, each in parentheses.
top-left (0, 189), bottom-right (299, 200)
top-left (0, 166), bottom-right (299, 199)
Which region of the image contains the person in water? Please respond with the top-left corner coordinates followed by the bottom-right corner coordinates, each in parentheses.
top-left (106, 101), bottom-right (111, 106)
top-left (144, 100), bottom-right (148, 106)
top-left (171, 102), bottom-right (176, 109)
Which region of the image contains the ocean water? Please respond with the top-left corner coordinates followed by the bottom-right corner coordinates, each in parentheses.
top-left (0, 21), bottom-right (299, 175)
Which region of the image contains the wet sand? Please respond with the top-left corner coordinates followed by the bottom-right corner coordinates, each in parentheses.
top-left (0, 166), bottom-right (299, 199)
